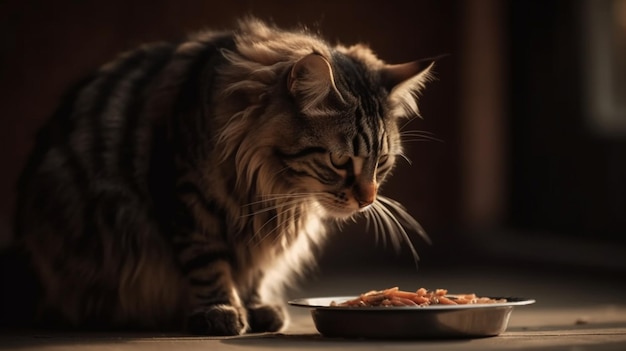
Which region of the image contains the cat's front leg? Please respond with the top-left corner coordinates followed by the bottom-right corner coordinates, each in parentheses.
top-left (246, 303), bottom-right (286, 333)
top-left (187, 304), bottom-right (247, 336)
top-left (244, 274), bottom-right (287, 333)
top-left (182, 256), bottom-right (248, 335)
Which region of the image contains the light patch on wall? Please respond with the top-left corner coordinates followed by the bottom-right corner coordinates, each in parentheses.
top-left (584, 0), bottom-right (626, 136)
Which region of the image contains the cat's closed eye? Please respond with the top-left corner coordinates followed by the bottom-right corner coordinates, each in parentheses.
top-left (378, 154), bottom-right (390, 166)
top-left (329, 152), bottom-right (351, 169)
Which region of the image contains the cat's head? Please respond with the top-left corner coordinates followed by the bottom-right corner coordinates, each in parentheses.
top-left (218, 21), bottom-right (433, 231)
top-left (273, 48), bottom-right (434, 219)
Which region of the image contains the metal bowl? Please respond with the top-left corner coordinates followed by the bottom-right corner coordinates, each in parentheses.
top-left (288, 296), bottom-right (535, 339)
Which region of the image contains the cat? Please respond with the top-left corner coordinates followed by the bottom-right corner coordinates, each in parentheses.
top-left (9, 18), bottom-right (433, 335)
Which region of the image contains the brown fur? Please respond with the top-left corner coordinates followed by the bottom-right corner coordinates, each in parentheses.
top-left (9, 18), bottom-right (433, 335)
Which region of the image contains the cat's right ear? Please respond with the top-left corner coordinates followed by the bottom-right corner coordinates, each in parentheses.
top-left (380, 58), bottom-right (437, 119)
top-left (288, 53), bottom-right (345, 113)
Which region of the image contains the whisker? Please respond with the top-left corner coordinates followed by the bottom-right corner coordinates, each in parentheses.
top-left (374, 207), bottom-right (388, 247)
top-left (373, 201), bottom-right (420, 266)
top-left (368, 205), bottom-right (386, 247)
top-left (400, 130), bottom-right (438, 137)
top-left (270, 202), bottom-right (325, 246)
top-left (364, 209), bottom-right (371, 233)
top-left (241, 198), bottom-right (307, 218)
top-left (249, 206), bottom-right (294, 245)
top-left (257, 192), bottom-right (317, 199)
top-left (399, 117), bottom-right (420, 131)
top-left (402, 138), bottom-right (442, 143)
top-left (400, 131), bottom-right (444, 143)
top-left (378, 196), bottom-right (430, 243)
top-left (334, 216), bottom-right (345, 232)
top-left (257, 199), bottom-right (322, 243)
top-left (373, 202), bottom-right (402, 250)
top-left (243, 193), bottom-right (315, 207)
top-left (397, 152), bottom-right (412, 166)
top-left (402, 138), bottom-right (444, 144)
top-left (375, 204), bottom-right (394, 246)
top-left (364, 209), bottom-right (379, 246)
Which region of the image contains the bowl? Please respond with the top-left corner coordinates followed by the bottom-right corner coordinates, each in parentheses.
top-left (288, 295), bottom-right (535, 339)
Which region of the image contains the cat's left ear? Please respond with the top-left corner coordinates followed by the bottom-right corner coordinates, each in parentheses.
top-left (380, 59), bottom-right (436, 118)
top-left (288, 53), bottom-right (345, 113)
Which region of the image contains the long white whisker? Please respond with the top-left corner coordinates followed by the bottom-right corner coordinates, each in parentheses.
top-left (364, 209), bottom-right (378, 246)
top-left (372, 202), bottom-right (402, 251)
top-left (372, 209), bottom-right (383, 246)
top-left (400, 130), bottom-right (438, 137)
top-left (375, 206), bottom-right (388, 248)
top-left (399, 117), bottom-right (419, 131)
top-left (402, 138), bottom-right (442, 143)
top-left (401, 136), bottom-right (444, 143)
top-left (378, 196), bottom-right (430, 243)
top-left (368, 205), bottom-right (386, 247)
top-left (402, 138), bottom-right (444, 143)
top-left (397, 152), bottom-right (412, 166)
top-left (373, 201), bottom-right (420, 266)
top-left (364, 209), bottom-right (372, 235)
top-left (400, 131), bottom-right (444, 143)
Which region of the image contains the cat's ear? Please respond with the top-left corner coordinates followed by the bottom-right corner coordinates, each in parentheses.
top-left (380, 59), bottom-right (436, 118)
top-left (288, 53), bottom-right (345, 113)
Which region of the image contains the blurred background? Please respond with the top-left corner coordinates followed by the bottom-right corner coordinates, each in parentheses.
top-left (1, 0), bottom-right (625, 278)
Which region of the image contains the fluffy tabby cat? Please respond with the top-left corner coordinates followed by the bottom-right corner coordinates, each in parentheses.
top-left (11, 18), bottom-right (433, 335)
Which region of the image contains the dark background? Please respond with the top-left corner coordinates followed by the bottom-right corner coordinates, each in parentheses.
top-left (1, 0), bottom-right (624, 277)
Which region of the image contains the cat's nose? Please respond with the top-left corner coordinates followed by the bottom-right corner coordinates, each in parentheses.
top-left (354, 181), bottom-right (377, 209)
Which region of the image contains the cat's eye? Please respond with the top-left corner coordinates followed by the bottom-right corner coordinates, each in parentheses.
top-left (330, 152), bottom-right (351, 168)
top-left (378, 154), bottom-right (390, 165)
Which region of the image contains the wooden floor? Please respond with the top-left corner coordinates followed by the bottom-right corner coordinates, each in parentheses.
top-left (2, 261), bottom-right (625, 350)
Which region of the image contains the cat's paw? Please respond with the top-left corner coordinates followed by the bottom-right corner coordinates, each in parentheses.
top-left (247, 304), bottom-right (286, 333)
top-left (186, 305), bottom-right (248, 336)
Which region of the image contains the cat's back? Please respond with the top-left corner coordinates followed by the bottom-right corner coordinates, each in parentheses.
top-left (16, 30), bottom-right (239, 212)
top-left (10, 30), bottom-right (240, 328)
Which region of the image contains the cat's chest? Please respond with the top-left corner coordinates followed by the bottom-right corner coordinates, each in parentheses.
top-left (241, 213), bottom-right (326, 266)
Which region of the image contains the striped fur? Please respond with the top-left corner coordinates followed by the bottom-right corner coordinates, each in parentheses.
top-left (13, 18), bottom-right (433, 335)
